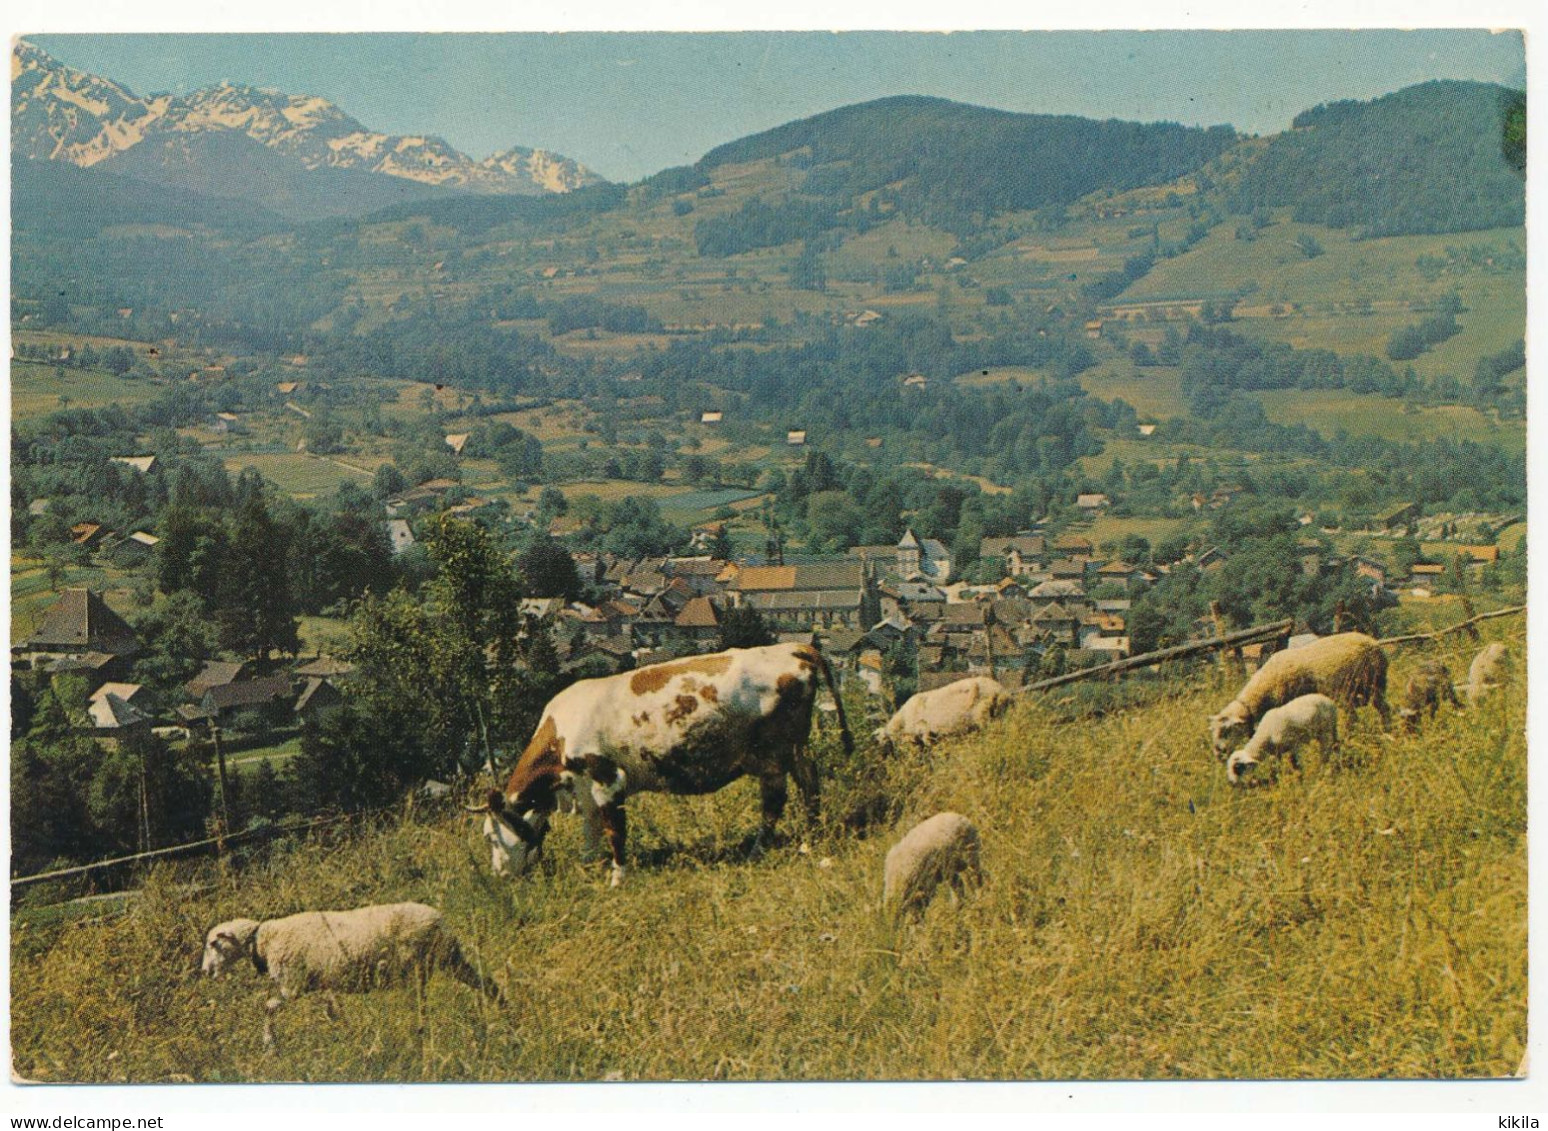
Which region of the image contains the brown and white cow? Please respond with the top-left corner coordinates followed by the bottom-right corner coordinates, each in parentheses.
top-left (472, 642), bottom-right (852, 886)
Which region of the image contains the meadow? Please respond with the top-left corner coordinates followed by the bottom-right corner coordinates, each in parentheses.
top-left (10, 622), bottom-right (1524, 1082)
top-left (11, 361), bottom-right (164, 420)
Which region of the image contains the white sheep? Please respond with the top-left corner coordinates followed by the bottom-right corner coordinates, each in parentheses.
top-left (1226, 693), bottom-right (1339, 785)
top-left (1210, 632), bottom-right (1389, 757)
top-left (202, 902), bottom-right (500, 1047)
top-left (875, 677), bottom-right (1010, 754)
top-left (883, 812), bottom-right (982, 916)
top-left (1466, 642), bottom-right (1510, 703)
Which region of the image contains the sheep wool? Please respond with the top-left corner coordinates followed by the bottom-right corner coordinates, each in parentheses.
top-left (1211, 632), bottom-right (1389, 755)
top-left (877, 677), bottom-right (1010, 753)
top-left (884, 812), bottom-right (982, 916)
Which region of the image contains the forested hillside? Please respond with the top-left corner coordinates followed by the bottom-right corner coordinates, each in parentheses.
top-left (1228, 81), bottom-right (1525, 236)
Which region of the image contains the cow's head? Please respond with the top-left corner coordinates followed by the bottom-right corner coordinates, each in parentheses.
top-left (202, 918), bottom-right (260, 977)
top-left (477, 789), bottom-right (551, 877)
top-left (1208, 702), bottom-right (1251, 758)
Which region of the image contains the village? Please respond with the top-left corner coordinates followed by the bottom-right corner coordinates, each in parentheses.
top-left (14, 469), bottom-right (1512, 762)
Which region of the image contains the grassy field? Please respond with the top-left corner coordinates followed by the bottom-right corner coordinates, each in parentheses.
top-left (222, 454), bottom-right (375, 498)
top-left (11, 362), bottom-right (165, 420)
top-left (1254, 391), bottom-right (1524, 455)
top-left (10, 621), bottom-right (1524, 1082)
top-left (1078, 365), bottom-right (1187, 420)
top-left (1082, 514), bottom-right (1198, 549)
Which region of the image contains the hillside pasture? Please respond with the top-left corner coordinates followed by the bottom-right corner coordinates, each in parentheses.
top-left (222, 454), bottom-right (374, 498)
top-left (9, 623), bottom-right (1524, 1082)
top-left (1254, 390), bottom-right (1524, 455)
top-left (11, 362), bottom-right (164, 420)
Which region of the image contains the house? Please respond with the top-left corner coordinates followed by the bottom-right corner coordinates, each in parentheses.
top-left (669, 596), bottom-right (722, 648)
top-left (786, 430), bottom-right (807, 446)
top-left (1031, 601), bottom-right (1081, 647)
top-left (387, 519), bottom-right (416, 555)
top-left (731, 562), bottom-right (879, 630)
top-left (20, 588), bottom-right (141, 670)
top-left (294, 677), bottom-right (344, 717)
top-left (1408, 563), bottom-right (1447, 587)
top-left (1049, 558), bottom-right (1088, 582)
top-left (87, 683), bottom-right (152, 734)
top-left (895, 529), bottom-right (952, 583)
top-left (1076, 493), bottom-right (1111, 511)
top-left (71, 523), bottom-right (106, 547)
top-left (110, 455), bottom-right (156, 474)
top-left (979, 535), bottom-right (1047, 577)
top-left (1084, 320), bottom-right (1104, 339)
top-left (295, 656), bottom-right (354, 680)
top-left (700, 410), bottom-right (724, 424)
top-left (1353, 556), bottom-right (1388, 585)
top-left (212, 412), bottom-right (244, 434)
top-left (902, 374), bottom-right (929, 390)
top-left (1051, 534), bottom-right (1094, 559)
top-left (852, 310), bottom-right (883, 327)
top-left (197, 675), bottom-right (296, 725)
top-left (276, 381), bottom-right (301, 395)
top-left (1376, 502), bottom-right (1420, 531)
top-left (445, 433), bottom-right (471, 455)
top-left (1137, 424), bottom-right (1157, 438)
top-left (185, 660), bottom-right (250, 700)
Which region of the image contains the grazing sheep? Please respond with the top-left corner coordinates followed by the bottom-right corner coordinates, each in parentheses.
top-left (1399, 660), bottom-right (1461, 730)
top-left (883, 812), bottom-right (982, 916)
top-left (202, 902), bottom-right (499, 1047)
top-left (1209, 632), bottom-right (1389, 757)
top-left (876, 677), bottom-right (1011, 754)
top-left (1226, 693), bottom-right (1339, 785)
top-left (1467, 642), bottom-right (1510, 703)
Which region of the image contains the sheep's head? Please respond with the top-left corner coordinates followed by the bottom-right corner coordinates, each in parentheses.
top-left (1209, 703), bottom-right (1251, 757)
top-left (1225, 749), bottom-right (1259, 785)
top-left (202, 918), bottom-right (260, 977)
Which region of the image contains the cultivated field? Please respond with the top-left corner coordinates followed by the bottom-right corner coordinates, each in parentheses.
top-left (11, 623), bottom-right (1524, 1082)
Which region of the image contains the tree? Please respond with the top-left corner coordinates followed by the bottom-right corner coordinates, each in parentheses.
top-left (372, 463), bottom-right (407, 499)
top-left (324, 517), bottom-right (563, 806)
top-left (516, 538), bottom-right (581, 600)
top-left (719, 605), bottom-right (774, 651)
top-left (215, 494), bottom-right (300, 661)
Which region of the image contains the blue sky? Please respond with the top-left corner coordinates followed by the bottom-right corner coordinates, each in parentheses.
top-left (30, 30), bottom-right (1527, 184)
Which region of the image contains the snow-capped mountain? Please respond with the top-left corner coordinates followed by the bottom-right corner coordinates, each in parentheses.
top-left (12, 40), bottom-right (604, 215)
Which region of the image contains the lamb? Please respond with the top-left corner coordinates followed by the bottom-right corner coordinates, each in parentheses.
top-left (202, 901), bottom-right (500, 1047)
top-left (1226, 693), bottom-right (1339, 785)
top-left (875, 676), bottom-right (1011, 754)
top-left (883, 812), bottom-right (982, 916)
top-left (1466, 642), bottom-right (1510, 703)
top-left (1209, 632), bottom-right (1389, 757)
top-left (1399, 660), bottom-right (1461, 730)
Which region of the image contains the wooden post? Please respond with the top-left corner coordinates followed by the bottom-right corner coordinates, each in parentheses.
top-left (1210, 600), bottom-right (1243, 675)
top-left (1460, 596), bottom-right (1481, 641)
top-left (1334, 600), bottom-right (1346, 634)
top-left (209, 720), bottom-right (231, 851)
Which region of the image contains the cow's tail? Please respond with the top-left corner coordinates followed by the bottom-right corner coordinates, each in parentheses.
top-left (812, 644), bottom-right (854, 755)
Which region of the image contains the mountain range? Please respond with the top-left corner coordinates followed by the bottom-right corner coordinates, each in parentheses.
top-left (11, 40), bottom-right (604, 219)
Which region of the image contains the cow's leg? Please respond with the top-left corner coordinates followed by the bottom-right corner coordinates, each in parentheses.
top-left (585, 755), bottom-right (629, 887)
top-left (789, 743), bottom-right (820, 823)
top-left (757, 771), bottom-right (789, 850)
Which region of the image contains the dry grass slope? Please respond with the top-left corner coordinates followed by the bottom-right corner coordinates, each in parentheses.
top-left (10, 625), bottom-right (1524, 1082)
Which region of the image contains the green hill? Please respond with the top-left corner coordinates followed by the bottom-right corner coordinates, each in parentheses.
top-left (697, 95), bottom-right (1239, 228)
top-left (12, 623), bottom-right (1525, 1081)
top-left (1229, 81), bottom-right (1525, 237)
